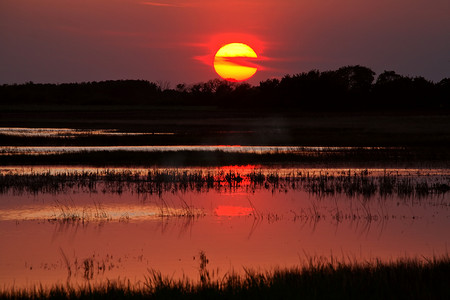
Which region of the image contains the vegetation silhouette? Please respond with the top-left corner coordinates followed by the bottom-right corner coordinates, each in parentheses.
top-left (2, 255), bottom-right (449, 299)
top-left (1, 65), bottom-right (448, 111)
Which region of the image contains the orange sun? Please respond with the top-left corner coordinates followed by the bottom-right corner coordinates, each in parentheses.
top-left (213, 43), bottom-right (258, 82)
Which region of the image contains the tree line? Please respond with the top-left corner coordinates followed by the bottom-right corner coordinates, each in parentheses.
top-left (1, 65), bottom-right (448, 111)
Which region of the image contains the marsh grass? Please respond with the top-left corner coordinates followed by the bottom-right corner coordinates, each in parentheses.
top-left (1, 169), bottom-right (449, 199)
top-left (58, 248), bottom-right (120, 284)
top-left (46, 196), bottom-right (204, 224)
top-left (155, 196), bottom-right (205, 219)
top-left (48, 199), bottom-right (112, 224)
top-left (1, 254), bottom-right (449, 299)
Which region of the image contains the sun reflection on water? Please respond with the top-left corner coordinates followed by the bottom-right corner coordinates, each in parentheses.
top-left (0, 165), bottom-right (449, 289)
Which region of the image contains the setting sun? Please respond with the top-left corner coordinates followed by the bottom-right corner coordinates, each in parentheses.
top-left (213, 43), bottom-right (258, 82)
top-left (1, 0), bottom-right (449, 297)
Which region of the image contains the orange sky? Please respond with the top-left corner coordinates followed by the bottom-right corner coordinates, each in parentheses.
top-left (0, 0), bottom-right (448, 84)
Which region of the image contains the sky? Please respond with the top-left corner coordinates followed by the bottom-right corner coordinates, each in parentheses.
top-left (1, 0), bottom-right (449, 86)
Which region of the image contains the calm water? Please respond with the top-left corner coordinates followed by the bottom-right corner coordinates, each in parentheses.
top-left (0, 166), bottom-right (449, 288)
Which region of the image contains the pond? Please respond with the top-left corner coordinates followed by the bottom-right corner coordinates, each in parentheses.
top-left (0, 166), bottom-right (449, 288)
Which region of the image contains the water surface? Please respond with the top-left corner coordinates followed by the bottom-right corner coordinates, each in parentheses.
top-left (0, 166), bottom-right (448, 288)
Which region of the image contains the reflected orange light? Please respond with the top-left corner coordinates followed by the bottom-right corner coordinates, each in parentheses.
top-left (214, 205), bottom-right (253, 217)
top-left (213, 43), bottom-right (257, 82)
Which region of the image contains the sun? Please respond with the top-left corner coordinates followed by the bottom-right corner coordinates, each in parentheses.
top-left (213, 43), bottom-right (258, 82)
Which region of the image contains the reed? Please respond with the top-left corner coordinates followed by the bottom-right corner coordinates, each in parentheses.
top-left (1, 254), bottom-right (449, 299)
top-left (48, 199), bottom-right (112, 224)
top-left (1, 169), bottom-right (448, 199)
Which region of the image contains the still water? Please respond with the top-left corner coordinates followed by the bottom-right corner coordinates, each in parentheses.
top-left (0, 166), bottom-right (449, 288)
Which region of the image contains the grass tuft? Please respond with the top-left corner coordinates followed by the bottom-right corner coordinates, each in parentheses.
top-left (1, 254), bottom-right (449, 299)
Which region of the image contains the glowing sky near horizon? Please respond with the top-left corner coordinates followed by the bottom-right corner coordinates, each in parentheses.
top-left (0, 0), bottom-right (448, 85)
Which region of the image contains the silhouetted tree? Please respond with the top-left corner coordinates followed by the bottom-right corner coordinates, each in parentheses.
top-left (337, 65), bottom-right (375, 94)
top-left (437, 78), bottom-right (450, 108)
top-left (376, 72), bottom-right (441, 109)
top-left (1, 66), bottom-right (448, 111)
